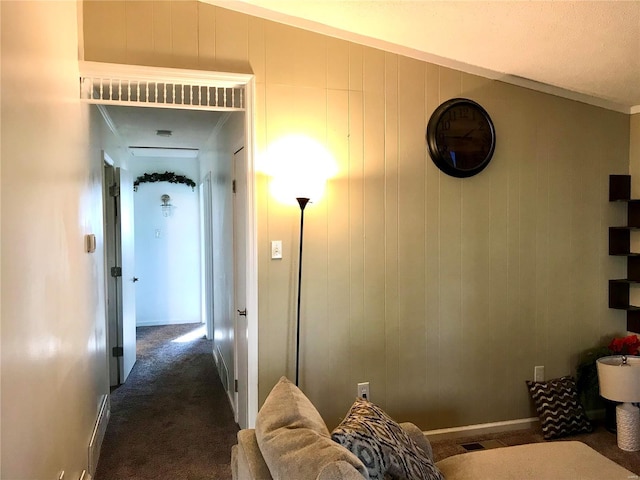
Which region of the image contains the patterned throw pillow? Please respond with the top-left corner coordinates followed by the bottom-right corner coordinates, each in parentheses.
top-left (526, 375), bottom-right (593, 439)
top-left (331, 398), bottom-right (444, 480)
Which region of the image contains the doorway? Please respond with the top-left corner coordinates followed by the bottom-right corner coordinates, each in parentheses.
top-left (82, 61), bottom-right (258, 428)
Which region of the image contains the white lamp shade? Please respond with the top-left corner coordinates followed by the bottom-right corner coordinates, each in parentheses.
top-left (597, 355), bottom-right (640, 403)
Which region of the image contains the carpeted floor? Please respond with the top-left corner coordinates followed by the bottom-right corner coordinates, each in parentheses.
top-left (95, 323), bottom-right (239, 480)
top-left (97, 324), bottom-right (640, 478)
top-left (430, 420), bottom-right (640, 475)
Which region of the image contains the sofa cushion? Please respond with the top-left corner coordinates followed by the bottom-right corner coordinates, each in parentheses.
top-left (435, 441), bottom-right (635, 480)
top-left (331, 398), bottom-right (444, 480)
top-left (255, 377), bottom-right (369, 480)
top-left (526, 375), bottom-right (592, 439)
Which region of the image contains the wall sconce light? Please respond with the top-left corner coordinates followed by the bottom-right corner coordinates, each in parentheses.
top-left (161, 194), bottom-right (173, 217)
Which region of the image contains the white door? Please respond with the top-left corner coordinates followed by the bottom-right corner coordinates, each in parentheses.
top-left (202, 173), bottom-right (215, 340)
top-left (233, 146), bottom-right (248, 428)
top-left (118, 167), bottom-right (137, 381)
top-left (104, 163), bottom-right (137, 384)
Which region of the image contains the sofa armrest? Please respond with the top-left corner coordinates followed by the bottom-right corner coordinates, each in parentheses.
top-left (231, 445), bottom-right (239, 479)
top-left (234, 429), bottom-right (273, 480)
top-left (399, 422), bottom-right (433, 461)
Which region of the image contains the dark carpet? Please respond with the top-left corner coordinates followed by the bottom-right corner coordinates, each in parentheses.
top-left (430, 420), bottom-right (640, 475)
top-left (95, 324), bottom-right (239, 480)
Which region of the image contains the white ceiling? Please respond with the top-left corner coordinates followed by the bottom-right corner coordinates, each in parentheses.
top-left (214, 0), bottom-right (640, 113)
top-left (104, 105), bottom-right (227, 152)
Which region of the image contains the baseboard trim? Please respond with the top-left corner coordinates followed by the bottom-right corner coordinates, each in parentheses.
top-left (213, 346), bottom-right (219, 366)
top-left (423, 416), bottom-right (540, 441)
top-left (423, 408), bottom-right (606, 441)
top-left (215, 345), bottom-right (237, 420)
top-left (88, 394), bottom-right (110, 477)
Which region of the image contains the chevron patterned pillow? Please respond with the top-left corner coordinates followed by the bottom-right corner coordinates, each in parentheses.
top-left (331, 398), bottom-right (444, 480)
top-left (526, 375), bottom-right (593, 439)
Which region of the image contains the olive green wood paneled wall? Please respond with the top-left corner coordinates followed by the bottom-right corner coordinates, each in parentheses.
top-left (631, 114), bottom-right (640, 195)
top-left (83, 0), bottom-right (630, 430)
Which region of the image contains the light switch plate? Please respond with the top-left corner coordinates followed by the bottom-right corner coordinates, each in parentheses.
top-left (271, 240), bottom-right (282, 259)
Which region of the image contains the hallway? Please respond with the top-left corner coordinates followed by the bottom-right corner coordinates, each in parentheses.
top-left (96, 324), bottom-right (239, 480)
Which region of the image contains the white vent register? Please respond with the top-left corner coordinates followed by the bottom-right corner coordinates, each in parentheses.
top-left (79, 61), bottom-right (248, 111)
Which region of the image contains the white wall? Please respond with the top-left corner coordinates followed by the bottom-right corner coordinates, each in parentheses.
top-left (1, 2), bottom-right (108, 478)
top-left (130, 158), bottom-right (202, 326)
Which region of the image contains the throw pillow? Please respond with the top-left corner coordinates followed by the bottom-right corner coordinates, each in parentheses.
top-left (331, 398), bottom-right (444, 480)
top-left (255, 377), bottom-right (369, 479)
top-left (526, 375), bottom-right (593, 439)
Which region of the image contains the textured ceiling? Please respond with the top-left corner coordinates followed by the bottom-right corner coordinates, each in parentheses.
top-left (214, 0), bottom-right (640, 113)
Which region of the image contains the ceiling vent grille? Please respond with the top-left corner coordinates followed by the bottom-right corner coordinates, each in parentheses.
top-left (79, 62), bottom-right (249, 111)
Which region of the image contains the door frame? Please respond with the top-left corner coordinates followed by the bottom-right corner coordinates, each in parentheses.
top-left (233, 145), bottom-right (249, 428)
top-left (80, 62), bottom-right (259, 427)
top-left (201, 172), bottom-right (215, 342)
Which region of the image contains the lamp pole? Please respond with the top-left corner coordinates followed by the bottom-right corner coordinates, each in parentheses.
top-left (295, 197), bottom-right (310, 386)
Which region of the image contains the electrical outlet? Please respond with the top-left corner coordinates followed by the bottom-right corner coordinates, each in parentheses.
top-left (357, 382), bottom-right (370, 401)
top-left (271, 240), bottom-right (282, 259)
top-left (534, 366), bottom-right (545, 382)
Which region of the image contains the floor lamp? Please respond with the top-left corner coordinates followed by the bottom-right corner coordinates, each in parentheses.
top-left (295, 197), bottom-right (310, 386)
top-left (265, 134), bottom-right (336, 387)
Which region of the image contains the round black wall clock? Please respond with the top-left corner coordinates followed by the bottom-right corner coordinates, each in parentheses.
top-left (426, 98), bottom-right (496, 178)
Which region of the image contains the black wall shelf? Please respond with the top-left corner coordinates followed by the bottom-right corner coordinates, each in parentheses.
top-left (609, 174), bottom-right (640, 332)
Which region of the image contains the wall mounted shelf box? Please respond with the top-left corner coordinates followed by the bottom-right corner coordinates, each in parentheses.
top-left (609, 174), bottom-right (640, 332)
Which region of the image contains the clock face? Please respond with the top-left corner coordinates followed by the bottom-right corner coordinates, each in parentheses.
top-left (426, 98), bottom-right (496, 178)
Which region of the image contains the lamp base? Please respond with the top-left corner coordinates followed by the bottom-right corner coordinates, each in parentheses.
top-left (616, 403), bottom-right (640, 451)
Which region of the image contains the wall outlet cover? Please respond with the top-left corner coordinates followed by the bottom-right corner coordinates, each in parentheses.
top-left (357, 382), bottom-right (370, 401)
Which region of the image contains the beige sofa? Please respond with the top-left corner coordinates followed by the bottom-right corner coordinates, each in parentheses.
top-left (231, 378), bottom-right (636, 480)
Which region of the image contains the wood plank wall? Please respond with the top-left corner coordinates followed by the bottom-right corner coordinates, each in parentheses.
top-left (84, 0), bottom-right (630, 430)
